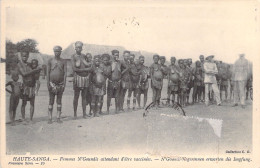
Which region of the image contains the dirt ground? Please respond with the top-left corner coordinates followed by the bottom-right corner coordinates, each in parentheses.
top-left (5, 77), bottom-right (252, 155)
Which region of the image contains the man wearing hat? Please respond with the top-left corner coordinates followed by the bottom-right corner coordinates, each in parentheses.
top-left (203, 55), bottom-right (221, 106)
top-left (17, 50), bottom-right (42, 123)
top-left (232, 53), bottom-right (249, 108)
top-left (71, 41), bottom-right (92, 119)
top-left (47, 46), bottom-right (67, 124)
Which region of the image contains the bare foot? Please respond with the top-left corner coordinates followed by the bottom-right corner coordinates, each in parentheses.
top-left (48, 120), bottom-right (53, 124)
top-left (57, 119), bottom-right (63, 123)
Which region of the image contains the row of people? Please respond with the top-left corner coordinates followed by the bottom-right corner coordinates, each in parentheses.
top-left (6, 41), bottom-right (251, 125)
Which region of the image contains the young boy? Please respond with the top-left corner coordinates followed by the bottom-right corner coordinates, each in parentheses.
top-left (30, 59), bottom-right (41, 96)
top-left (47, 46), bottom-right (67, 124)
top-left (167, 57), bottom-right (180, 105)
top-left (6, 71), bottom-right (23, 126)
top-left (150, 54), bottom-right (164, 108)
top-left (90, 55), bottom-right (106, 117)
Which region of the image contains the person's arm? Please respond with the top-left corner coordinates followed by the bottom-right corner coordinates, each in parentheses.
top-left (47, 59), bottom-right (51, 91)
top-left (35, 80), bottom-right (40, 95)
top-left (18, 63), bottom-right (41, 77)
top-left (5, 81), bottom-right (12, 94)
top-left (71, 56), bottom-right (92, 73)
top-left (63, 60), bottom-right (67, 91)
top-left (121, 62), bottom-right (129, 75)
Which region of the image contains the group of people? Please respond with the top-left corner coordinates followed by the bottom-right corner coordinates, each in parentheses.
top-left (6, 41), bottom-right (252, 125)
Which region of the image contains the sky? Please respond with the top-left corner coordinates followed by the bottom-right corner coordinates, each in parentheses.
top-left (3, 0), bottom-right (259, 63)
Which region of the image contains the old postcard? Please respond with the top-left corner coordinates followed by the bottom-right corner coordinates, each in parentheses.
top-left (0, 0), bottom-right (259, 167)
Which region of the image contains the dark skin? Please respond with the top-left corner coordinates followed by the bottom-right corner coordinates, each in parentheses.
top-left (47, 49), bottom-right (67, 124)
top-left (71, 44), bottom-right (92, 119)
top-left (119, 52), bottom-right (130, 111)
top-left (137, 57), bottom-right (149, 109)
top-left (178, 60), bottom-right (188, 107)
top-left (31, 60), bottom-right (41, 95)
top-left (192, 61), bottom-right (203, 103)
top-left (18, 52), bottom-right (42, 123)
top-left (167, 57), bottom-right (179, 105)
top-left (107, 52), bottom-right (121, 113)
top-left (6, 74), bottom-right (22, 126)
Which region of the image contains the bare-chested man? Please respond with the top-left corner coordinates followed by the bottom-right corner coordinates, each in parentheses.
top-left (107, 50), bottom-right (122, 113)
top-left (119, 50), bottom-right (131, 112)
top-left (47, 46), bottom-right (67, 124)
top-left (159, 56), bottom-right (168, 106)
top-left (127, 54), bottom-right (141, 110)
top-left (136, 56), bottom-right (150, 109)
top-left (167, 57), bottom-right (180, 105)
top-left (150, 55), bottom-right (164, 108)
top-left (18, 51), bottom-right (42, 123)
top-left (71, 41), bottom-right (92, 119)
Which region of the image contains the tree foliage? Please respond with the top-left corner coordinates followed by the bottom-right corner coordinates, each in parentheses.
top-left (16, 38), bottom-right (39, 53)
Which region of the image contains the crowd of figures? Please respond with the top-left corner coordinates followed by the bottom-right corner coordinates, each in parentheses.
top-left (6, 41), bottom-right (252, 125)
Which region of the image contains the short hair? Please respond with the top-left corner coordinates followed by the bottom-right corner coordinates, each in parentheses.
top-left (153, 54), bottom-right (159, 59)
top-left (93, 55), bottom-right (101, 59)
top-left (86, 53), bottom-right (92, 57)
top-left (111, 50), bottom-right (119, 55)
top-left (178, 59), bottom-right (183, 63)
top-left (171, 57), bottom-right (176, 60)
top-left (123, 50), bottom-right (130, 54)
top-left (139, 55), bottom-right (145, 59)
top-left (31, 59), bottom-right (39, 65)
top-left (75, 41), bottom-right (83, 47)
top-left (53, 46), bottom-right (62, 51)
top-left (199, 55), bottom-right (204, 58)
top-left (102, 54), bottom-right (110, 60)
top-left (130, 53), bottom-right (135, 58)
top-left (160, 56), bottom-right (166, 60)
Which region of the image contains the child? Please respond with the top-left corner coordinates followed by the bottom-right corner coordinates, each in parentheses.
top-left (90, 55), bottom-right (106, 117)
top-left (178, 59), bottom-right (190, 107)
top-left (192, 61), bottom-right (203, 103)
top-left (30, 59), bottom-right (41, 95)
top-left (6, 71), bottom-right (23, 126)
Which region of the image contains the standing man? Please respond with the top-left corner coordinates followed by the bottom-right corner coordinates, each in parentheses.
top-left (47, 46), bottom-right (67, 124)
top-left (185, 58), bottom-right (194, 104)
top-left (136, 55), bottom-right (150, 109)
top-left (71, 41), bottom-right (92, 119)
top-left (199, 55), bottom-right (205, 102)
top-left (192, 61), bottom-right (203, 103)
top-left (18, 51), bottom-right (42, 123)
top-left (107, 50), bottom-right (122, 113)
top-left (232, 53), bottom-right (249, 108)
top-left (204, 55), bottom-right (221, 106)
top-left (119, 50), bottom-right (131, 112)
top-left (150, 54), bottom-right (164, 108)
top-left (159, 56), bottom-right (168, 106)
top-left (167, 57), bottom-right (180, 105)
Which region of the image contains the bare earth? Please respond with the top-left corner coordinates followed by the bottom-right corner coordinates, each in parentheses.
top-left (6, 77), bottom-right (252, 155)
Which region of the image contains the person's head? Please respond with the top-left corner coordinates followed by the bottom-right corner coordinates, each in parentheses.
top-left (31, 59), bottom-right (39, 69)
top-left (178, 59), bottom-right (184, 68)
top-left (153, 54), bottom-right (160, 64)
top-left (219, 61), bottom-right (223, 64)
top-left (199, 55), bottom-right (204, 62)
top-left (21, 51), bottom-right (29, 63)
top-left (139, 55), bottom-right (145, 65)
top-left (239, 53), bottom-right (245, 59)
top-left (170, 57), bottom-right (176, 65)
top-left (53, 46), bottom-right (62, 57)
top-left (160, 56), bottom-right (166, 65)
top-left (206, 55), bottom-right (214, 62)
top-left (123, 50), bottom-right (130, 61)
top-left (102, 54), bottom-right (110, 65)
top-left (195, 60), bottom-right (201, 67)
top-left (188, 58), bottom-right (192, 66)
top-left (111, 50), bottom-right (119, 61)
top-left (93, 55), bottom-right (101, 66)
top-left (129, 54), bottom-right (135, 64)
top-left (86, 53), bottom-right (92, 62)
top-left (75, 41), bottom-right (83, 54)
top-left (227, 64), bottom-right (230, 69)
top-left (184, 59), bottom-right (189, 67)
top-left (11, 71), bottom-right (19, 82)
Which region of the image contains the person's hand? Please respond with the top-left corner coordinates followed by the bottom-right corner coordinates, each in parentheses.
top-left (61, 85), bottom-right (65, 92)
top-left (47, 83), bottom-right (51, 91)
top-left (35, 90), bottom-right (38, 96)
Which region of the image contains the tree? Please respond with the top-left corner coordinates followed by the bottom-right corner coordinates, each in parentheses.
top-left (6, 40), bottom-right (18, 72)
top-left (16, 38), bottom-right (39, 53)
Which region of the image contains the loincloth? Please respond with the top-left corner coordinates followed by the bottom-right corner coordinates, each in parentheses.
top-left (49, 82), bottom-right (64, 95)
top-left (73, 73), bottom-right (89, 90)
top-left (90, 83), bottom-right (105, 96)
top-left (20, 85), bottom-right (35, 100)
top-left (121, 80), bottom-right (132, 89)
top-left (107, 80), bottom-right (121, 98)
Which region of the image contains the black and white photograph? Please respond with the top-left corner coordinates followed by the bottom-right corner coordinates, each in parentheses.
top-left (1, 0), bottom-right (259, 167)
